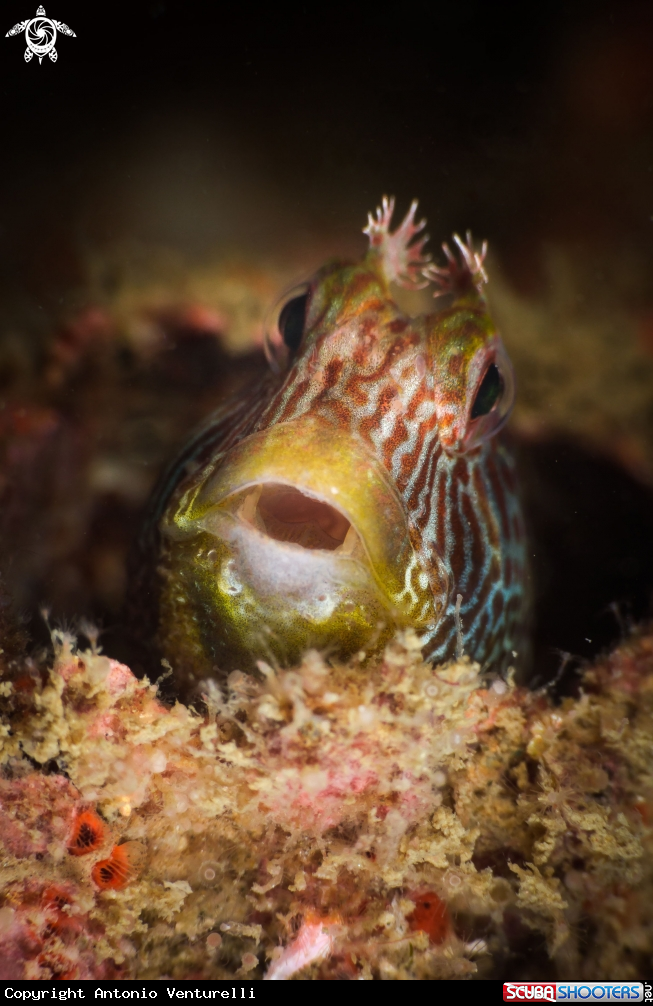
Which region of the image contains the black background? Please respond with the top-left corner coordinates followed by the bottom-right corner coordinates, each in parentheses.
top-left (2, 0), bottom-right (653, 307)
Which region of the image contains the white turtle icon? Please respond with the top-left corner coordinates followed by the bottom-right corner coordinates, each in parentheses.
top-left (5, 5), bottom-right (75, 64)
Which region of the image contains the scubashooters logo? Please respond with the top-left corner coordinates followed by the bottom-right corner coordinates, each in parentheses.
top-left (5, 5), bottom-right (75, 63)
top-left (504, 986), bottom-right (645, 1002)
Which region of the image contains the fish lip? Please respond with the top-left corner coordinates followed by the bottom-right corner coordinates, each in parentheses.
top-left (165, 415), bottom-right (445, 628)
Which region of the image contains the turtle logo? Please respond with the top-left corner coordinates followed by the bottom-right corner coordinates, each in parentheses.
top-left (5, 5), bottom-right (75, 64)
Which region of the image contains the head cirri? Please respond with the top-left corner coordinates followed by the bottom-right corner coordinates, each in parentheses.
top-left (145, 197), bottom-right (527, 693)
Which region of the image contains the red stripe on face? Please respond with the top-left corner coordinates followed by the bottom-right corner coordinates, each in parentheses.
top-left (273, 376), bottom-right (312, 424)
top-left (395, 418), bottom-right (438, 495)
top-left (321, 357), bottom-right (344, 392)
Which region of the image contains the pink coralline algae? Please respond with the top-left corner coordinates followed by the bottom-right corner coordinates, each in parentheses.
top-left (264, 916), bottom-right (338, 980)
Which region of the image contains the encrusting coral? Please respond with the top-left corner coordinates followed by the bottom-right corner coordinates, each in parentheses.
top-left (0, 626), bottom-right (651, 980)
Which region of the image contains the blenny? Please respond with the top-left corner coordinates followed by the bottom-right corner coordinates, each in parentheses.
top-left (138, 198), bottom-right (527, 691)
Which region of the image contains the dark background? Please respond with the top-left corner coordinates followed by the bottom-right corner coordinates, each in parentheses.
top-left (1, 0), bottom-right (653, 684)
top-left (2, 0), bottom-right (653, 309)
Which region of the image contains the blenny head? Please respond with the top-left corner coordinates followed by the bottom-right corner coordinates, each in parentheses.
top-left (153, 197), bottom-right (525, 691)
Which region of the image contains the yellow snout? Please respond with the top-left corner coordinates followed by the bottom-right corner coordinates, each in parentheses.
top-left (158, 416), bottom-right (444, 689)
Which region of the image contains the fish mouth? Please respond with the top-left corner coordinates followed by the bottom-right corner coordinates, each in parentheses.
top-left (161, 416), bottom-right (445, 674)
top-left (233, 483), bottom-right (359, 552)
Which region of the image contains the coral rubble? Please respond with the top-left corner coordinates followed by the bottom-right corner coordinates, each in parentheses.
top-left (0, 628), bottom-right (651, 980)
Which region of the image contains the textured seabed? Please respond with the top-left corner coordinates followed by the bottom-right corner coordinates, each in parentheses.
top-left (0, 625), bottom-right (651, 980)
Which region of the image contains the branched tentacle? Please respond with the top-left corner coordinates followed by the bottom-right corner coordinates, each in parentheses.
top-left (424, 231), bottom-right (488, 300)
top-left (364, 196), bottom-right (431, 289)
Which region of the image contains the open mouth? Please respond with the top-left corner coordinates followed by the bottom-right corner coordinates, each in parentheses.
top-left (232, 483), bottom-right (363, 556)
top-left (167, 413), bottom-right (447, 625)
top-left (161, 416), bottom-right (445, 677)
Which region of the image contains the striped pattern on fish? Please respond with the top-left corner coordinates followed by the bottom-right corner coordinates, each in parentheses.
top-left (142, 197), bottom-right (528, 681)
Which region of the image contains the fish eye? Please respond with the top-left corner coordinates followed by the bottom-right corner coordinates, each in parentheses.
top-left (471, 362), bottom-right (503, 419)
top-left (264, 283), bottom-right (310, 373)
top-left (279, 293), bottom-right (308, 354)
top-left (463, 346), bottom-right (515, 450)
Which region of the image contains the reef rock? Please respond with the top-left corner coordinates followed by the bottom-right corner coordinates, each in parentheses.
top-left (0, 628), bottom-right (651, 980)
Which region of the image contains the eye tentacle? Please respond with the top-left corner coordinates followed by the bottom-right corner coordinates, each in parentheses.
top-left (424, 231), bottom-right (488, 300)
top-left (363, 195), bottom-right (432, 289)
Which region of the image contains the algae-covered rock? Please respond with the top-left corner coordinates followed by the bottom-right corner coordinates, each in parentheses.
top-left (1, 627), bottom-right (651, 980)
